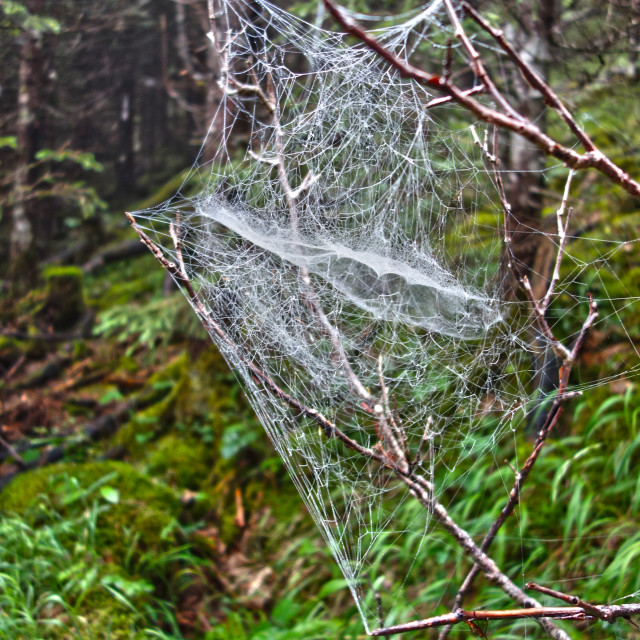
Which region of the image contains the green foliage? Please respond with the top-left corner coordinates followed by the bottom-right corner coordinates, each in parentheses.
top-left (35, 149), bottom-right (104, 173)
top-left (0, 462), bottom-right (181, 557)
top-left (203, 603), bottom-right (347, 640)
top-left (147, 434), bottom-right (211, 490)
top-left (1, 145), bottom-right (108, 223)
top-left (0, 0), bottom-right (61, 34)
top-left (0, 463), bottom-right (189, 639)
top-left (219, 422), bottom-right (260, 460)
top-left (95, 294), bottom-right (204, 354)
top-left (0, 136), bottom-right (17, 149)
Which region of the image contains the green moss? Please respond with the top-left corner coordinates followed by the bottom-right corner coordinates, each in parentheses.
top-left (147, 434), bottom-right (211, 489)
top-left (132, 168), bottom-right (191, 211)
top-left (47, 589), bottom-right (148, 640)
top-left (42, 265), bottom-right (85, 282)
top-left (0, 461), bottom-right (181, 561)
top-left (113, 353), bottom-right (189, 453)
top-left (38, 266), bottom-right (86, 330)
top-left (114, 346), bottom-right (247, 462)
top-left (172, 346), bottom-right (237, 427)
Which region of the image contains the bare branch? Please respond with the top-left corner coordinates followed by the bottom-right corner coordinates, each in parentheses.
top-left (424, 85), bottom-right (484, 110)
top-left (373, 602), bottom-right (640, 636)
top-left (541, 170), bottom-right (576, 311)
top-left (0, 435), bottom-right (26, 469)
top-left (461, 2), bottom-right (596, 153)
top-left (322, 0), bottom-right (640, 198)
top-left (521, 275), bottom-right (572, 360)
top-left (526, 582), bottom-right (612, 622)
top-left (443, 0), bottom-right (521, 119)
top-left (440, 293), bottom-right (597, 639)
top-left (378, 356), bottom-right (405, 452)
top-left (410, 415), bottom-right (433, 470)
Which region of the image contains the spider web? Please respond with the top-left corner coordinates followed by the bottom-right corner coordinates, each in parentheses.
top-left (131, 0), bottom-right (640, 632)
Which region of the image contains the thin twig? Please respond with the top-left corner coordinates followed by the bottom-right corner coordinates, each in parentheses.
top-left (541, 170), bottom-right (575, 311)
top-left (410, 416), bottom-right (433, 470)
top-left (526, 582), bottom-right (612, 622)
top-left (443, 0), bottom-right (521, 119)
top-left (1, 354), bottom-right (26, 382)
top-left (521, 275), bottom-right (571, 360)
top-left (424, 84), bottom-right (484, 110)
top-left (226, 75), bottom-right (275, 113)
top-left (378, 355), bottom-right (406, 454)
top-left (372, 602), bottom-right (640, 635)
top-left (0, 435), bottom-right (26, 469)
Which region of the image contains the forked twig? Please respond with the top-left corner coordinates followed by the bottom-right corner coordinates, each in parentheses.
top-left (372, 602), bottom-right (640, 636)
top-left (410, 415), bottom-right (433, 471)
top-left (541, 170), bottom-right (576, 311)
top-left (460, 2), bottom-right (596, 153)
top-left (526, 582), bottom-right (612, 622)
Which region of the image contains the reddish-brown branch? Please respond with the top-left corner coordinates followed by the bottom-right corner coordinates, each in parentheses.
top-left (372, 602), bottom-right (640, 636)
top-left (461, 2), bottom-right (596, 153)
top-left (526, 582), bottom-right (612, 622)
top-left (322, 0), bottom-right (640, 199)
top-left (424, 85), bottom-right (484, 109)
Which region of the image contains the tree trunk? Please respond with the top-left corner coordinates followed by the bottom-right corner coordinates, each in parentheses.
top-left (116, 63), bottom-right (136, 194)
top-left (9, 31), bottom-right (41, 272)
top-left (501, 0), bottom-right (560, 431)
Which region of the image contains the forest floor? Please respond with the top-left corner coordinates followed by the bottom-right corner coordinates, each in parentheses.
top-left (1, 208), bottom-right (639, 640)
top-left (0, 220), bottom-right (359, 639)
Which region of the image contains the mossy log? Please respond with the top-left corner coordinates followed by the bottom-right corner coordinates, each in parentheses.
top-left (37, 266), bottom-right (86, 330)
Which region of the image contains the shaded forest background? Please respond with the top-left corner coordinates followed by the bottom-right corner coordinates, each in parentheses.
top-left (0, 1), bottom-right (640, 639)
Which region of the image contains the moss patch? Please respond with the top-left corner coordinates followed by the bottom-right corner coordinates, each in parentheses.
top-left (0, 461), bottom-right (181, 562)
top-left (38, 266), bottom-right (86, 330)
top-left (146, 433), bottom-right (211, 490)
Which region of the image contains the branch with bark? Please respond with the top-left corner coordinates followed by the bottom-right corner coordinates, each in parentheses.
top-left (322, 0), bottom-right (640, 199)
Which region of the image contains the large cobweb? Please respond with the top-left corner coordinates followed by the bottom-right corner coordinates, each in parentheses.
top-left (131, 0), bottom-right (639, 632)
